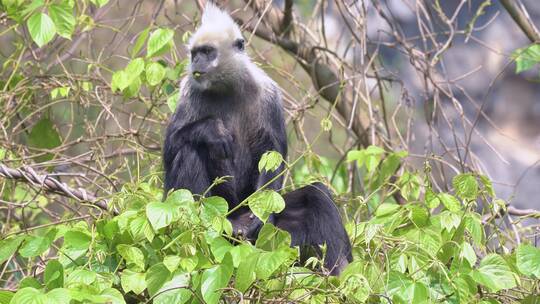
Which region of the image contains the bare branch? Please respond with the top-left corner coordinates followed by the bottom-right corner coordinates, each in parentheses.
top-left (499, 0), bottom-right (540, 43)
top-left (0, 163), bottom-right (110, 213)
top-left (280, 0), bottom-right (293, 37)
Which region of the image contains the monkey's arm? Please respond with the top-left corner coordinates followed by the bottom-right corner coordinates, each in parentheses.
top-left (163, 114), bottom-right (235, 196)
top-left (165, 116), bottom-right (234, 162)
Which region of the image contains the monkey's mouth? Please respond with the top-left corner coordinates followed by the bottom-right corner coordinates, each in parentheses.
top-left (192, 71), bottom-right (206, 81)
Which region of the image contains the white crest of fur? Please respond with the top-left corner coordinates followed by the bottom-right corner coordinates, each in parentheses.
top-left (188, 2), bottom-right (242, 48)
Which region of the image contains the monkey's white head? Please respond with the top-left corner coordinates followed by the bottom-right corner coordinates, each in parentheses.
top-left (187, 3), bottom-right (249, 93)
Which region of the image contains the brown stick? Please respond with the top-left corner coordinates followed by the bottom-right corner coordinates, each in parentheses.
top-left (0, 163), bottom-right (110, 212)
top-left (499, 0), bottom-right (540, 43)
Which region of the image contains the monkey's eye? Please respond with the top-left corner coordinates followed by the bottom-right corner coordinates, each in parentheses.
top-left (234, 39), bottom-right (245, 51)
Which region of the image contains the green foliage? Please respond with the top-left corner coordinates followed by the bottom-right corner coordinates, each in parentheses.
top-left (48, 3), bottom-right (76, 39)
top-left (513, 44), bottom-right (540, 73)
top-left (147, 28), bottom-right (175, 58)
top-left (247, 190), bottom-right (285, 223)
top-left (1, 146), bottom-right (537, 303)
top-left (27, 13), bottom-right (56, 47)
top-left (258, 151), bottom-right (284, 173)
top-left (516, 244), bottom-right (540, 278)
top-left (1, 2), bottom-right (539, 300)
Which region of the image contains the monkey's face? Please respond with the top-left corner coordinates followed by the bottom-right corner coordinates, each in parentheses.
top-left (188, 36), bottom-right (246, 92)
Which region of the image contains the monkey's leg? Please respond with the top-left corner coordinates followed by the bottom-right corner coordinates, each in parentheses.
top-left (274, 182), bottom-right (352, 275)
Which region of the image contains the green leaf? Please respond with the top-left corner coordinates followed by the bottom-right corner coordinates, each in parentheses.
top-left (117, 244), bottom-right (145, 271)
top-left (516, 244), bottom-right (540, 278)
top-left (20, 0), bottom-right (45, 18)
top-left (66, 268), bottom-right (97, 286)
top-left (453, 274), bottom-right (476, 302)
top-left (248, 190), bottom-right (285, 223)
top-left (201, 254), bottom-right (233, 304)
top-left (258, 151), bottom-right (283, 173)
top-left (125, 57), bottom-right (145, 80)
top-left (236, 252), bottom-right (259, 292)
top-left (165, 189), bottom-right (194, 205)
top-left (255, 250), bottom-right (291, 280)
top-left (50, 87), bottom-right (70, 99)
top-left (0, 290), bottom-right (13, 304)
top-left (163, 256), bottom-right (181, 273)
top-left (479, 175), bottom-right (495, 196)
top-left (48, 3), bottom-right (75, 39)
top-left (129, 216), bottom-right (155, 242)
top-left (460, 242), bottom-right (477, 267)
top-left (439, 193), bottom-right (461, 212)
top-left (439, 211), bottom-right (461, 232)
top-left (255, 223), bottom-right (291, 251)
top-left (209, 236), bottom-right (233, 262)
top-left (131, 27), bottom-right (149, 58)
top-left (229, 243), bottom-right (255, 267)
top-left (340, 273), bottom-right (370, 303)
top-left (111, 70), bottom-right (129, 92)
top-left (0, 237), bottom-right (23, 264)
top-left (27, 118), bottom-right (62, 162)
top-left (154, 273), bottom-right (191, 304)
top-left (472, 254), bottom-right (517, 292)
top-left (44, 260), bottom-right (64, 289)
top-left (167, 91), bottom-right (179, 112)
top-left (513, 44), bottom-right (540, 73)
top-left (201, 196), bottom-right (228, 224)
top-left (146, 62), bottom-right (166, 86)
top-left (407, 204), bottom-right (429, 227)
top-left (146, 201), bottom-right (179, 230)
top-left (179, 255), bottom-right (198, 272)
top-left (120, 270), bottom-right (146, 295)
top-left (375, 203), bottom-right (400, 217)
top-left (27, 13), bottom-right (56, 47)
top-left (375, 151), bottom-right (406, 187)
top-left (405, 282), bottom-right (429, 303)
top-left (10, 287), bottom-right (70, 304)
top-left (98, 288), bottom-right (125, 304)
top-left (398, 172), bottom-right (421, 201)
top-left (146, 263), bottom-right (171, 296)
top-left (453, 174), bottom-right (479, 200)
top-left (63, 230), bottom-right (91, 249)
top-left (19, 277), bottom-right (42, 289)
top-left (19, 231), bottom-right (55, 258)
top-left (147, 28), bottom-right (174, 58)
top-left (347, 150), bottom-right (366, 166)
top-left (425, 188), bottom-right (440, 209)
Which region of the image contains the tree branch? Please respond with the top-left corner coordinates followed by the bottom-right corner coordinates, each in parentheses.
top-left (499, 0), bottom-right (540, 43)
top-left (235, 0), bottom-right (369, 146)
top-left (0, 163), bottom-right (111, 213)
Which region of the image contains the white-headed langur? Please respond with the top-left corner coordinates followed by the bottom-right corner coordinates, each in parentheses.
top-left (163, 3), bottom-right (351, 275)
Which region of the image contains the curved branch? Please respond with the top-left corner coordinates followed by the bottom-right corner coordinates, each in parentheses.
top-left (0, 163), bottom-right (111, 212)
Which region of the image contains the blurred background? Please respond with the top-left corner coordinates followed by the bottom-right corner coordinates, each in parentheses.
top-left (1, 0), bottom-right (540, 242)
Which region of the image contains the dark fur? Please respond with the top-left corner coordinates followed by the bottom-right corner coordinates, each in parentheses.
top-left (163, 40), bottom-right (351, 275)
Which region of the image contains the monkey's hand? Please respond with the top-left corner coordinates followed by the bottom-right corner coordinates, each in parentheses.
top-left (204, 118), bottom-right (234, 160)
top-left (229, 211), bottom-right (263, 242)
